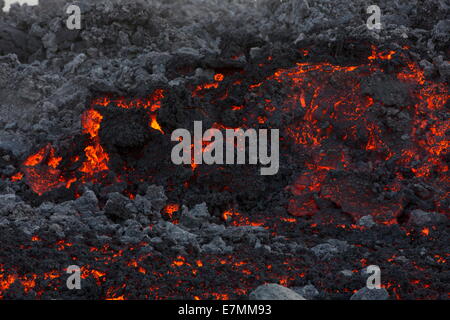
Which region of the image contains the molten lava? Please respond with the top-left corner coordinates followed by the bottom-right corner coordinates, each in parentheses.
top-left (10, 47), bottom-right (449, 223)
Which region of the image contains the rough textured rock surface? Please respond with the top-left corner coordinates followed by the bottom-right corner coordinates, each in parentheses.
top-left (350, 287), bottom-right (390, 300)
top-left (249, 284), bottom-right (306, 300)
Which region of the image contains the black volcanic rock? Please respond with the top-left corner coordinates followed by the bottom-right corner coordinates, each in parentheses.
top-left (351, 287), bottom-right (389, 300)
top-left (249, 284), bottom-right (306, 300)
top-left (104, 192), bottom-right (135, 221)
top-left (0, 23), bottom-right (41, 62)
top-left (408, 209), bottom-right (446, 226)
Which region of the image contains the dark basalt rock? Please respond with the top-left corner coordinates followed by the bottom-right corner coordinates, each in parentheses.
top-left (249, 284), bottom-right (306, 300)
top-left (0, 23), bottom-right (41, 62)
top-left (351, 287), bottom-right (389, 300)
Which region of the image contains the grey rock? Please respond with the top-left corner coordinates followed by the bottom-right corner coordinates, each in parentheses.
top-left (222, 225), bottom-right (267, 242)
top-left (200, 223), bottom-right (226, 237)
top-left (360, 267), bottom-right (370, 278)
top-left (136, 215), bottom-right (150, 226)
top-left (96, 235), bottom-right (112, 244)
top-left (42, 101), bottom-right (58, 114)
top-left (144, 185), bottom-right (167, 213)
top-left (48, 79), bottom-right (90, 109)
top-left (120, 236), bottom-right (143, 244)
top-left (37, 202), bottom-right (57, 218)
top-left (42, 32), bottom-right (57, 52)
top-left (411, 183), bottom-right (432, 200)
top-left (134, 195), bottom-right (153, 216)
top-left (339, 270), bottom-right (353, 277)
top-left (431, 20), bottom-right (450, 44)
top-left (350, 287), bottom-right (389, 300)
top-left (361, 73), bottom-right (410, 106)
top-left (4, 122), bottom-right (16, 130)
top-left (0, 216), bottom-right (9, 227)
top-left (201, 236), bottom-right (233, 254)
top-left (176, 47), bottom-right (201, 58)
top-left (150, 237), bottom-right (163, 245)
top-left (311, 239), bottom-right (349, 260)
top-left (394, 256), bottom-right (409, 264)
top-left (408, 209), bottom-right (446, 226)
top-left (15, 220), bottom-right (42, 236)
top-left (0, 194), bottom-right (34, 218)
top-left (357, 215), bottom-right (376, 228)
top-left (137, 244), bottom-right (154, 256)
top-left (63, 53), bottom-right (87, 74)
top-left (3, 165), bottom-right (15, 176)
top-left (250, 47), bottom-right (263, 59)
top-left (294, 32), bottom-right (306, 44)
top-left (154, 221), bottom-right (197, 246)
top-left (0, 53), bottom-right (19, 66)
top-left (419, 59), bottom-right (436, 77)
top-left (327, 239), bottom-right (350, 251)
top-left (104, 192), bottom-right (135, 220)
top-left (49, 212), bottom-right (88, 233)
top-left (84, 215), bottom-right (112, 233)
top-left (180, 203), bottom-right (210, 229)
top-left (438, 60), bottom-right (450, 80)
top-left (194, 68), bottom-right (214, 79)
top-left (0, 132), bottom-right (30, 157)
top-left (292, 284), bottom-right (319, 300)
top-left (49, 223), bottom-right (65, 238)
top-left (292, 0), bottom-right (310, 20)
top-left (249, 284), bottom-right (306, 300)
top-left (119, 219), bottom-right (144, 244)
top-left (125, 202), bottom-right (138, 215)
top-left (0, 22), bottom-right (41, 62)
top-left (311, 243), bottom-right (338, 259)
top-left (118, 31), bottom-right (131, 46)
top-left (73, 190), bottom-right (99, 215)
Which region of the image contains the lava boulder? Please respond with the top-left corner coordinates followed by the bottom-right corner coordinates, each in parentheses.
top-left (249, 284), bottom-right (306, 300)
top-left (350, 287), bottom-right (389, 300)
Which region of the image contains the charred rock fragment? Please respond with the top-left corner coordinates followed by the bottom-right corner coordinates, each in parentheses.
top-left (249, 284), bottom-right (306, 300)
top-left (350, 287), bottom-right (389, 300)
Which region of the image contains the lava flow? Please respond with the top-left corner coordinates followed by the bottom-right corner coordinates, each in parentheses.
top-left (14, 47), bottom-right (449, 216)
top-left (3, 45), bottom-right (449, 300)
top-left (18, 89), bottom-right (166, 196)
